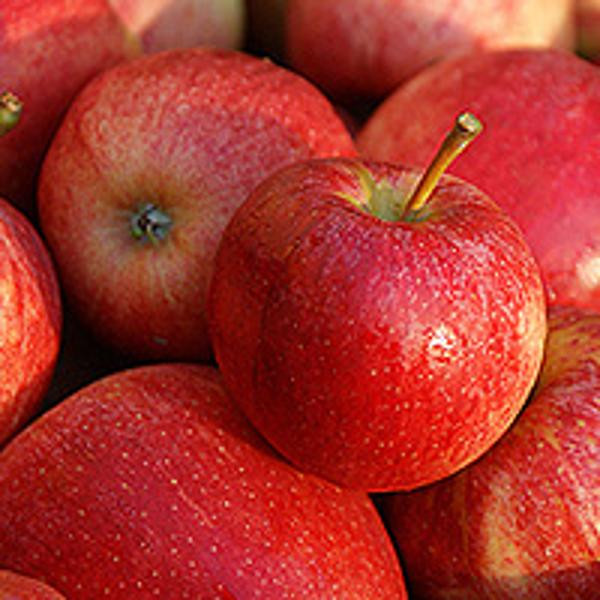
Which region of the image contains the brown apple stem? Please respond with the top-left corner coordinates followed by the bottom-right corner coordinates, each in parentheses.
top-left (402, 112), bottom-right (483, 217)
top-left (0, 91), bottom-right (23, 136)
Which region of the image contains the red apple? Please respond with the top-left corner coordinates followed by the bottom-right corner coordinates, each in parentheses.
top-left (0, 363), bottom-right (408, 598)
top-left (0, 0), bottom-right (139, 218)
top-left (208, 114), bottom-right (547, 492)
top-left (285, 0), bottom-right (575, 103)
top-left (0, 198), bottom-right (62, 449)
top-left (109, 0), bottom-right (245, 54)
top-left (358, 49), bottom-right (600, 315)
top-left (0, 570), bottom-right (65, 599)
top-left (378, 305), bottom-right (600, 599)
top-left (37, 47), bottom-right (356, 363)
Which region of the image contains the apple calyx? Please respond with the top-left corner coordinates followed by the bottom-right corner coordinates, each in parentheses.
top-left (0, 91), bottom-right (23, 136)
top-left (401, 112), bottom-right (482, 219)
top-left (130, 203), bottom-right (172, 244)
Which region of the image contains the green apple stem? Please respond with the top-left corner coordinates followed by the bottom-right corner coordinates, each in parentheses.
top-left (0, 91), bottom-right (23, 136)
top-left (401, 112), bottom-right (483, 218)
top-left (130, 203), bottom-right (172, 244)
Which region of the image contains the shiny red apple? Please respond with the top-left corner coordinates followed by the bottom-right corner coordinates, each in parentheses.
top-left (0, 0), bottom-right (139, 217)
top-left (208, 114), bottom-right (547, 492)
top-left (378, 305), bottom-right (600, 599)
top-left (0, 198), bottom-right (61, 448)
top-left (38, 47), bottom-right (356, 363)
top-left (0, 364), bottom-right (407, 598)
top-left (358, 48), bottom-right (600, 314)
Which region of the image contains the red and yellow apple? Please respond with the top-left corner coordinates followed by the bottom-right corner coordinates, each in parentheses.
top-left (0, 0), bottom-right (139, 217)
top-left (0, 198), bottom-right (61, 448)
top-left (37, 47), bottom-right (356, 362)
top-left (208, 115), bottom-right (547, 492)
top-left (0, 570), bottom-right (65, 599)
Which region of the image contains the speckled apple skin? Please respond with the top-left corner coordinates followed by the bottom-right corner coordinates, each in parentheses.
top-left (358, 49), bottom-right (600, 314)
top-left (207, 157), bottom-right (547, 492)
top-left (285, 0), bottom-right (574, 102)
top-left (0, 570), bottom-right (65, 599)
top-left (0, 199), bottom-right (61, 448)
top-left (0, 0), bottom-right (139, 217)
top-left (379, 305), bottom-right (600, 599)
top-left (0, 364), bottom-right (407, 599)
top-left (37, 48), bottom-right (357, 362)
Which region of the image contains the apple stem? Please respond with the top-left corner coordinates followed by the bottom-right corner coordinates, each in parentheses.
top-left (401, 112), bottom-right (483, 218)
top-left (130, 203), bottom-right (172, 244)
top-left (0, 91), bottom-right (23, 136)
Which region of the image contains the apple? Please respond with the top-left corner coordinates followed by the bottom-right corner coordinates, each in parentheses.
top-left (108, 0), bottom-right (245, 54)
top-left (358, 48), bottom-right (600, 315)
top-left (0, 198), bottom-right (62, 449)
top-left (576, 0), bottom-right (600, 60)
top-left (285, 0), bottom-right (575, 103)
top-left (0, 0), bottom-right (139, 218)
top-left (378, 305), bottom-right (600, 599)
top-left (0, 363), bottom-right (408, 598)
top-left (0, 570), bottom-right (65, 599)
top-left (37, 47), bottom-right (357, 363)
top-left (208, 113), bottom-right (547, 492)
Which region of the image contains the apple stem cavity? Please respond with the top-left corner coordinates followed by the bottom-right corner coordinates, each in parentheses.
top-left (0, 91), bottom-right (23, 136)
top-left (130, 203), bottom-right (172, 244)
top-left (402, 112), bottom-right (483, 218)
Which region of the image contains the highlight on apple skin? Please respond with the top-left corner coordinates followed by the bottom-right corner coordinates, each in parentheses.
top-left (378, 304), bottom-right (600, 600)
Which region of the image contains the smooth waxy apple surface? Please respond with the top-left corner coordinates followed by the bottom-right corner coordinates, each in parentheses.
top-left (357, 49), bottom-right (600, 314)
top-left (0, 0), bottom-right (139, 217)
top-left (208, 155), bottom-right (547, 492)
top-left (285, 0), bottom-right (574, 102)
top-left (0, 198), bottom-right (62, 448)
top-left (38, 47), bottom-right (356, 362)
top-left (379, 305), bottom-right (600, 599)
top-left (0, 364), bottom-right (407, 598)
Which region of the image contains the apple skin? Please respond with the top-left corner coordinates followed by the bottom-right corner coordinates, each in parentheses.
top-left (358, 49), bottom-right (600, 315)
top-left (0, 363), bottom-right (408, 598)
top-left (0, 570), bottom-right (65, 599)
top-left (0, 198), bottom-right (62, 449)
top-left (207, 156), bottom-right (547, 492)
top-left (108, 0), bottom-right (245, 54)
top-left (37, 47), bottom-right (357, 363)
top-left (0, 0), bottom-right (139, 218)
top-left (285, 0), bottom-right (574, 103)
top-left (377, 305), bottom-right (600, 599)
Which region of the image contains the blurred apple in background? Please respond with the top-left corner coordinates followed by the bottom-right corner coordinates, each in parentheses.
top-left (358, 49), bottom-right (600, 314)
top-left (378, 305), bottom-right (600, 599)
top-left (0, 198), bottom-right (61, 449)
top-left (0, 364), bottom-right (408, 598)
top-left (109, 0), bottom-right (245, 54)
top-left (0, 0), bottom-right (139, 219)
top-left (209, 114), bottom-right (547, 492)
top-left (38, 48), bottom-right (356, 363)
top-left (285, 0), bottom-right (575, 104)
top-left (0, 570), bottom-right (65, 599)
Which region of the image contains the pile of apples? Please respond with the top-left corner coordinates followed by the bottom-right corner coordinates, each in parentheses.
top-left (0, 0), bottom-right (598, 598)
